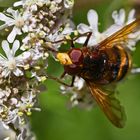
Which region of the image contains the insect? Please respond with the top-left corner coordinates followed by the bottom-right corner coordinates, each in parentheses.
top-left (47, 19), bottom-right (140, 128)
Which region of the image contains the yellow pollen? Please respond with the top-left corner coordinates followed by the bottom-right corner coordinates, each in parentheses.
top-left (57, 53), bottom-right (72, 65)
top-left (5, 28), bottom-right (9, 32)
top-left (18, 112), bottom-right (24, 116)
top-left (40, 76), bottom-right (47, 82)
top-left (74, 30), bottom-right (79, 36)
top-left (65, 35), bottom-right (71, 40)
top-left (27, 111), bottom-right (32, 116)
top-left (34, 66), bottom-right (41, 70)
top-left (24, 64), bottom-right (30, 70)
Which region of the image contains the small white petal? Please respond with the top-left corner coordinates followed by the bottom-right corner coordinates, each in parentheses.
top-left (127, 9), bottom-right (135, 24)
top-left (112, 10), bottom-right (118, 22)
top-left (88, 35), bottom-right (98, 46)
top-left (15, 27), bottom-right (22, 35)
top-left (4, 137), bottom-right (10, 140)
top-left (2, 40), bottom-right (11, 57)
top-left (0, 24), bottom-right (8, 30)
top-left (13, 1), bottom-right (23, 7)
top-left (16, 51), bottom-right (30, 61)
top-left (10, 98), bottom-right (18, 105)
top-left (55, 0), bottom-right (62, 3)
top-left (119, 9), bottom-right (125, 25)
top-left (12, 40), bottom-right (20, 55)
top-left (2, 69), bottom-right (10, 78)
top-left (76, 36), bottom-right (87, 44)
top-left (0, 13), bottom-right (12, 22)
top-left (104, 24), bottom-right (122, 36)
top-left (0, 57), bottom-right (7, 66)
top-left (77, 23), bottom-right (90, 34)
top-left (1, 122), bottom-right (9, 130)
top-left (64, 0), bottom-right (74, 9)
top-left (7, 8), bottom-right (19, 18)
top-left (22, 25), bottom-right (29, 32)
top-left (87, 9), bottom-right (98, 32)
top-left (30, 5), bottom-right (38, 12)
top-left (62, 27), bottom-right (73, 34)
top-left (74, 78), bottom-right (84, 90)
top-left (7, 27), bottom-right (17, 43)
top-left (7, 8), bottom-right (15, 14)
top-left (112, 9), bottom-right (125, 25)
top-left (13, 68), bottom-right (23, 76)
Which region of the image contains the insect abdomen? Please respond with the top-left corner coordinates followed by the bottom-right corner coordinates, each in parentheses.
top-left (81, 45), bottom-right (131, 84)
top-left (114, 45), bottom-right (131, 81)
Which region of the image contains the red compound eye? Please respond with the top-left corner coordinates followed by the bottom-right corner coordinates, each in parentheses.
top-left (69, 48), bottom-right (83, 65)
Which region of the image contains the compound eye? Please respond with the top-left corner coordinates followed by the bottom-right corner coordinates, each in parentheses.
top-left (69, 49), bottom-right (83, 65)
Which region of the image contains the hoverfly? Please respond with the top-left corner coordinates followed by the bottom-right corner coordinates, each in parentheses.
top-left (47, 19), bottom-right (140, 128)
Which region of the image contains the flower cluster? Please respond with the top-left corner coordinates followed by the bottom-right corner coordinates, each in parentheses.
top-left (0, 121), bottom-right (36, 140)
top-left (60, 77), bottom-right (95, 110)
top-left (0, 0), bottom-right (74, 139)
top-left (77, 9), bottom-right (140, 51)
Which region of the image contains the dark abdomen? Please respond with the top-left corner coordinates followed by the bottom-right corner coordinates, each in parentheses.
top-left (80, 45), bottom-right (131, 85)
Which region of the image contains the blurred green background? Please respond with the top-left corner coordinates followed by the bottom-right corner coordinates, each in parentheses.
top-left (1, 0), bottom-right (140, 140)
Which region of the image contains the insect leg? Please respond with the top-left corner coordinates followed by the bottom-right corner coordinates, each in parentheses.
top-left (70, 40), bottom-right (75, 48)
top-left (83, 32), bottom-right (92, 47)
top-left (47, 75), bottom-right (74, 87)
top-left (45, 46), bottom-right (58, 53)
top-left (60, 71), bottom-right (67, 79)
top-left (70, 76), bottom-right (75, 87)
top-left (73, 32), bottom-right (92, 41)
top-left (131, 68), bottom-right (140, 74)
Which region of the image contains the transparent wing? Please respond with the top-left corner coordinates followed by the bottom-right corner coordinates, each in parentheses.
top-left (98, 19), bottom-right (140, 49)
top-left (86, 81), bottom-right (126, 128)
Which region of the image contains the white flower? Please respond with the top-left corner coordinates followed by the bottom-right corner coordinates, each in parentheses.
top-left (64, 0), bottom-right (74, 9)
top-left (47, 24), bottom-right (74, 49)
top-left (0, 8), bottom-right (30, 43)
top-left (112, 9), bottom-right (135, 25)
top-left (14, 0), bottom-right (66, 7)
top-left (0, 122), bottom-right (16, 140)
top-left (14, 0), bottom-right (43, 7)
top-left (16, 92), bottom-right (36, 112)
top-left (60, 77), bottom-right (95, 109)
top-left (77, 9), bottom-right (106, 46)
top-left (0, 40), bottom-right (30, 77)
top-left (0, 88), bottom-right (11, 104)
top-left (16, 123), bottom-right (36, 140)
top-left (112, 9), bottom-right (140, 51)
top-left (77, 9), bottom-right (139, 51)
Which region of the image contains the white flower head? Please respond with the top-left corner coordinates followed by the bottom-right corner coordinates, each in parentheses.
top-left (77, 9), bottom-right (105, 46)
top-left (60, 77), bottom-right (95, 109)
top-left (0, 122), bottom-right (16, 140)
top-left (47, 23), bottom-right (74, 49)
top-left (0, 40), bottom-right (30, 77)
top-left (77, 9), bottom-right (139, 51)
top-left (0, 8), bottom-right (30, 43)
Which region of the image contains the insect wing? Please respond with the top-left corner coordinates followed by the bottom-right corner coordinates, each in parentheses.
top-left (98, 19), bottom-right (140, 48)
top-left (86, 81), bottom-right (126, 128)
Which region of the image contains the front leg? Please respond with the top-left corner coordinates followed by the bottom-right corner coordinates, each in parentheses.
top-left (47, 74), bottom-right (75, 87)
top-left (72, 32), bottom-right (92, 47)
top-left (70, 76), bottom-right (75, 87)
top-left (83, 32), bottom-right (92, 47)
